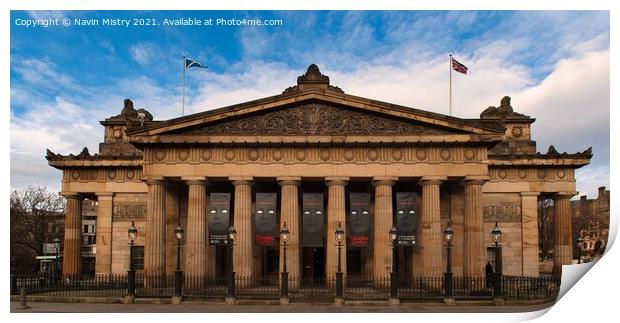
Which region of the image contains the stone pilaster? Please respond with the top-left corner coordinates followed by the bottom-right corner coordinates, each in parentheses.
top-left (144, 179), bottom-right (166, 276)
top-left (325, 177), bottom-right (348, 279)
top-left (184, 178), bottom-right (208, 279)
top-left (463, 178), bottom-right (486, 277)
top-left (95, 192), bottom-right (113, 275)
top-left (278, 177), bottom-right (301, 280)
top-left (231, 177), bottom-right (254, 279)
top-left (521, 192), bottom-right (540, 277)
top-left (553, 193), bottom-right (575, 276)
top-left (373, 177), bottom-right (397, 278)
top-left (63, 194), bottom-right (83, 277)
top-left (419, 177), bottom-right (445, 277)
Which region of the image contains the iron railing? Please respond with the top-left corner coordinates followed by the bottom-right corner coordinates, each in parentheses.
top-left (398, 276), bottom-right (444, 301)
top-left (10, 272), bottom-right (560, 303)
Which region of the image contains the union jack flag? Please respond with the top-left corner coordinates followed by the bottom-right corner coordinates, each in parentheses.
top-left (451, 57), bottom-right (468, 74)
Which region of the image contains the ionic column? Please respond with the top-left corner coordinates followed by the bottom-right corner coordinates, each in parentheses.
top-left (463, 178), bottom-right (487, 277)
top-left (184, 178), bottom-right (208, 279)
top-left (419, 176), bottom-right (445, 277)
top-left (63, 193), bottom-right (83, 277)
top-left (326, 177), bottom-right (349, 279)
top-left (95, 192), bottom-right (113, 275)
top-left (521, 192), bottom-right (540, 277)
top-left (278, 177), bottom-right (301, 280)
top-left (373, 177), bottom-right (397, 278)
top-left (144, 179), bottom-right (166, 276)
top-left (553, 193), bottom-right (575, 277)
top-left (231, 177), bottom-right (254, 279)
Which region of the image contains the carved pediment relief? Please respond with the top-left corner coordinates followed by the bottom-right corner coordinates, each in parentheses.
top-left (181, 103), bottom-right (457, 136)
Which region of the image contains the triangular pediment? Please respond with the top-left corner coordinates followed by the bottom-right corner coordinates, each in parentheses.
top-left (173, 102), bottom-right (460, 137)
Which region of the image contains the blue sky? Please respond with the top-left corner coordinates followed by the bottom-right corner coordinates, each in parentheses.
top-left (10, 10), bottom-right (610, 198)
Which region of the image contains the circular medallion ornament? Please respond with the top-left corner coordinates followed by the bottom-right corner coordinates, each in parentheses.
top-left (391, 149), bottom-right (403, 161)
top-left (464, 148), bottom-right (476, 161)
top-left (518, 169), bottom-right (527, 179)
top-left (155, 150), bottom-right (166, 161)
top-left (344, 149), bottom-right (355, 161)
top-left (248, 149), bottom-right (259, 161)
top-left (498, 169), bottom-right (508, 179)
top-left (108, 169), bottom-right (117, 180)
top-left (71, 171), bottom-right (80, 180)
top-left (415, 148), bottom-right (427, 161)
top-left (112, 128), bottom-right (123, 139)
top-left (201, 149), bottom-right (212, 161)
top-left (225, 149), bottom-right (236, 161)
top-left (320, 149), bottom-right (331, 161)
top-left (557, 169), bottom-right (566, 179)
top-left (367, 149), bottom-right (379, 161)
top-left (511, 126), bottom-right (524, 138)
top-left (440, 149), bottom-right (451, 161)
top-left (177, 149), bottom-right (189, 161)
top-left (272, 149), bottom-right (283, 161)
top-left (537, 169), bottom-right (547, 179)
top-left (126, 170), bottom-right (135, 180)
top-left (295, 149), bottom-right (307, 161)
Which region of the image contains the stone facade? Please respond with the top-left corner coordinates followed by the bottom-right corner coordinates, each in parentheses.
top-left (47, 64), bottom-right (592, 279)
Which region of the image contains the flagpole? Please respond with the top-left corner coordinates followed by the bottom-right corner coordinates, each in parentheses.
top-left (182, 56), bottom-right (186, 116)
top-left (449, 54), bottom-right (452, 116)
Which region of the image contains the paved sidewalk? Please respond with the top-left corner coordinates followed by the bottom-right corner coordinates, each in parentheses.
top-left (10, 301), bottom-right (554, 313)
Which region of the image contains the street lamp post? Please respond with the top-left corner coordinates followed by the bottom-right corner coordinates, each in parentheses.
top-left (491, 222), bottom-right (503, 299)
top-left (443, 221), bottom-right (454, 300)
top-left (389, 226), bottom-right (398, 299)
top-left (127, 221), bottom-right (137, 299)
top-left (173, 223), bottom-right (184, 299)
top-left (280, 222), bottom-right (289, 299)
top-left (335, 222), bottom-right (345, 299)
top-left (53, 237), bottom-right (61, 282)
top-left (227, 225), bottom-right (237, 299)
top-left (577, 235), bottom-right (584, 264)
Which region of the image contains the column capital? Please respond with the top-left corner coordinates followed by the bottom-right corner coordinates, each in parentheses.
top-left (61, 192), bottom-right (83, 200)
top-left (278, 176), bottom-right (301, 187)
top-left (420, 176), bottom-right (447, 187)
top-left (462, 175), bottom-right (490, 186)
top-left (229, 176), bottom-right (253, 186)
top-left (520, 192), bottom-right (540, 197)
top-left (372, 176), bottom-right (398, 187)
top-left (143, 177), bottom-right (165, 186)
top-left (553, 192), bottom-right (578, 200)
top-left (95, 192), bottom-right (114, 200)
top-left (182, 176), bottom-right (208, 183)
top-left (325, 177), bottom-right (349, 187)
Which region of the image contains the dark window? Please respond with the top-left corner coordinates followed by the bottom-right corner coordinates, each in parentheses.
top-left (84, 225), bottom-right (88, 233)
top-left (131, 246), bottom-right (145, 271)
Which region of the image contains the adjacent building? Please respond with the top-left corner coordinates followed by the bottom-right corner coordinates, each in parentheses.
top-left (46, 64), bottom-right (592, 280)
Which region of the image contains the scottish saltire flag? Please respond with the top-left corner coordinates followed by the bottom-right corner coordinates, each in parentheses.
top-left (185, 57), bottom-right (207, 69)
top-left (451, 57), bottom-right (468, 74)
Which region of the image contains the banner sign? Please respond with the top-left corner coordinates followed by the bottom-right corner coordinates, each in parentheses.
top-left (348, 193), bottom-right (371, 246)
top-left (302, 193), bottom-right (324, 246)
top-left (396, 192), bottom-right (418, 246)
top-left (208, 193), bottom-right (231, 245)
top-left (254, 193), bottom-right (278, 246)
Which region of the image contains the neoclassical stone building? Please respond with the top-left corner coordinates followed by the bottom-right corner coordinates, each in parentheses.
top-left (46, 64), bottom-right (592, 281)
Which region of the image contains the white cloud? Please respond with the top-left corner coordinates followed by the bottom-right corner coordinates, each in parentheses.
top-left (129, 42), bottom-right (157, 67)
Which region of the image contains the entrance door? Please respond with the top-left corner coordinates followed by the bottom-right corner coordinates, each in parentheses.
top-left (346, 248), bottom-right (362, 277)
top-left (302, 247), bottom-right (325, 283)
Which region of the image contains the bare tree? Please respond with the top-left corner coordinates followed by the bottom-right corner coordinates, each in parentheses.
top-left (538, 198), bottom-right (554, 261)
top-left (10, 186), bottom-right (65, 272)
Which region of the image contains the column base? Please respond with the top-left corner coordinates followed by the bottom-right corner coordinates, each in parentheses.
top-left (123, 295), bottom-right (135, 304)
top-left (171, 296), bottom-right (183, 304)
top-left (225, 296), bottom-right (236, 305)
top-left (280, 297), bottom-right (290, 305)
top-left (389, 297), bottom-right (400, 306)
top-left (493, 298), bottom-right (505, 306)
top-left (443, 297), bottom-right (455, 305)
top-left (335, 297), bottom-right (344, 306)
